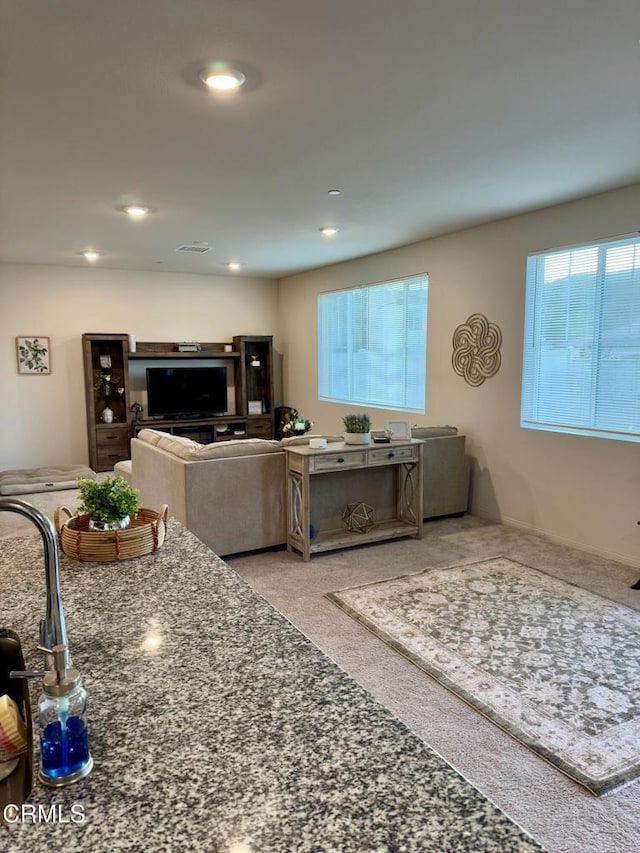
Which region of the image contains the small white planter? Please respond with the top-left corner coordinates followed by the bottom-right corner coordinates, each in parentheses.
top-left (344, 432), bottom-right (372, 445)
top-left (89, 515), bottom-right (131, 532)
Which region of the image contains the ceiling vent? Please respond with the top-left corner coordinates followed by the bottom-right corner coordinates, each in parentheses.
top-left (175, 243), bottom-right (212, 253)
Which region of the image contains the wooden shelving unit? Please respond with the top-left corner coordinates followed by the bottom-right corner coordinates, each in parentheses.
top-left (82, 333), bottom-right (131, 472)
top-left (233, 335), bottom-right (275, 440)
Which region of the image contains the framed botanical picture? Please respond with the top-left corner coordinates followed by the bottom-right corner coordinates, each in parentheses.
top-left (385, 419), bottom-right (411, 440)
top-left (16, 336), bottom-right (51, 374)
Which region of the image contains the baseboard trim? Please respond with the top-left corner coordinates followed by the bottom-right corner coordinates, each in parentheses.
top-left (472, 504), bottom-right (640, 570)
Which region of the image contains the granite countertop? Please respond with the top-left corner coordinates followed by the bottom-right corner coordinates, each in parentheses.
top-left (0, 521), bottom-right (544, 852)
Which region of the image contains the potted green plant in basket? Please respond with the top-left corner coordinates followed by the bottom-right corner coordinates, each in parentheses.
top-left (342, 412), bottom-right (372, 445)
top-left (77, 476), bottom-right (140, 531)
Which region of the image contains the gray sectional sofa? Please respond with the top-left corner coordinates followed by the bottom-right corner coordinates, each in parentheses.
top-left (130, 426), bottom-right (470, 557)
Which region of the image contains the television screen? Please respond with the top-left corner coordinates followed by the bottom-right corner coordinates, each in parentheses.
top-left (146, 366), bottom-right (228, 418)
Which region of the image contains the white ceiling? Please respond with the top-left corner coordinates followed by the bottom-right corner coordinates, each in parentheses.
top-left (1, 0), bottom-right (639, 279)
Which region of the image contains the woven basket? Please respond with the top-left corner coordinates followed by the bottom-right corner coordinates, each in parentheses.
top-left (54, 505), bottom-right (168, 562)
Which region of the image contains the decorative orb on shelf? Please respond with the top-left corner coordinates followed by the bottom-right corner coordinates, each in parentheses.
top-left (342, 502), bottom-right (375, 534)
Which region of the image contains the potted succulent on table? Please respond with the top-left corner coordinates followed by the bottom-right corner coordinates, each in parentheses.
top-left (342, 412), bottom-right (372, 445)
top-left (77, 476), bottom-right (140, 531)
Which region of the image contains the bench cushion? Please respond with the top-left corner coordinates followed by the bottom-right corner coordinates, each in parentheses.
top-left (0, 465), bottom-right (97, 496)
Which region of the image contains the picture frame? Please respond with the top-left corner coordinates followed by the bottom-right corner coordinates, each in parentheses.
top-left (384, 419), bottom-right (411, 440)
top-left (248, 400), bottom-right (263, 415)
top-left (16, 336), bottom-right (51, 375)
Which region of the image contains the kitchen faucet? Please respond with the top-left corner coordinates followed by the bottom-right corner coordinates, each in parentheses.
top-left (0, 498), bottom-right (69, 669)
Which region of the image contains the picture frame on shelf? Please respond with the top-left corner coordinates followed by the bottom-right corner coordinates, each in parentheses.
top-left (384, 419), bottom-right (411, 440)
top-left (16, 336), bottom-right (51, 375)
top-left (248, 400), bottom-right (262, 415)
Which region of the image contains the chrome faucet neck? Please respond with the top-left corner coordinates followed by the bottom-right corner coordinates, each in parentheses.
top-left (0, 497), bottom-right (70, 668)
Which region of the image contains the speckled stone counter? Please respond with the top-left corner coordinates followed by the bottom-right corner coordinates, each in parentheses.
top-left (0, 521), bottom-right (544, 852)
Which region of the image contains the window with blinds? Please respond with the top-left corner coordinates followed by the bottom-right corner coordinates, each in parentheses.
top-left (318, 274), bottom-right (428, 413)
top-left (521, 235), bottom-right (640, 443)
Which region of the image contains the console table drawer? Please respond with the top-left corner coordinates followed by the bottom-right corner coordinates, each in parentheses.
top-left (311, 450), bottom-right (366, 472)
top-left (368, 445), bottom-right (419, 465)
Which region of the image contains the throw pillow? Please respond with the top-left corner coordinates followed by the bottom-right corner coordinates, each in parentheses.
top-left (156, 434), bottom-right (204, 459)
top-left (136, 428), bottom-right (167, 446)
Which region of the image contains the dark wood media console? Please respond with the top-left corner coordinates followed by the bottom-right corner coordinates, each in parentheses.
top-left (82, 334), bottom-right (275, 471)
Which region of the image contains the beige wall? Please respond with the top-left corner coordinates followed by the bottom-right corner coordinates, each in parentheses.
top-left (0, 264), bottom-right (279, 471)
top-left (278, 183), bottom-right (640, 567)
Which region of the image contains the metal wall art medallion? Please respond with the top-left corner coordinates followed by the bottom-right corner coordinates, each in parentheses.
top-left (452, 313), bottom-right (502, 386)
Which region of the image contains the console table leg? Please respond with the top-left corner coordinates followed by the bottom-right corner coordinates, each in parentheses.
top-left (287, 470), bottom-right (311, 560)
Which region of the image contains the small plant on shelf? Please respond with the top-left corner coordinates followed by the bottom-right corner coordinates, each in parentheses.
top-left (342, 413), bottom-right (371, 433)
top-left (94, 370), bottom-right (113, 397)
top-left (77, 477), bottom-right (140, 530)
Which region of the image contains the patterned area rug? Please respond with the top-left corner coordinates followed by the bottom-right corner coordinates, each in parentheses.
top-left (327, 557), bottom-right (640, 796)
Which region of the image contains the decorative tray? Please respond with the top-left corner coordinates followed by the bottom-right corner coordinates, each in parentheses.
top-left (54, 505), bottom-right (168, 562)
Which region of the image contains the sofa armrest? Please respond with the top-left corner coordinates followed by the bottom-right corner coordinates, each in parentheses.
top-left (421, 434), bottom-right (470, 519)
top-left (131, 439), bottom-right (189, 524)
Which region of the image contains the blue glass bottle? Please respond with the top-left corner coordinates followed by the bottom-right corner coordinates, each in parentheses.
top-left (37, 645), bottom-right (93, 786)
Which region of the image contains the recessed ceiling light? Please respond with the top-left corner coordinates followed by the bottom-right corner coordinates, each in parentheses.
top-left (327, 189), bottom-right (341, 196)
top-left (122, 204), bottom-right (150, 218)
top-left (82, 250), bottom-right (101, 262)
top-left (199, 63), bottom-right (246, 91)
top-left (228, 262), bottom-right (241, 271)
top-left (320, 227), bottom-right (339, 237)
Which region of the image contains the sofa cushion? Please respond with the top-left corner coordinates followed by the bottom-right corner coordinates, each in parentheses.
top-left (156, 434), bottom-right (204, 459)
top-left (280, 434), bottom-right (344, 446)
top-left (192, 439), bottom-right (282, 460)
top-left (411, 426), bottom-right (458, 439)
top-left (136, 428), bottom-right (168, 446)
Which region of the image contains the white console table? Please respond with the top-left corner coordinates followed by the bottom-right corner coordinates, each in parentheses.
top-left (285, 440), bottom-right (423, 561)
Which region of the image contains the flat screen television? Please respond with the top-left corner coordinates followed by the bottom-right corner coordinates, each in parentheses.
top-left (146, 366), bottom-right (228, 419)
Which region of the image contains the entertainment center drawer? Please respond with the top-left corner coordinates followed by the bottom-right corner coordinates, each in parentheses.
top-left (311, 451), bottom-right (366, 472)
top-left (96, 425), bottom-right (129, 469)
top-left (368, 445), bottom-right (419, 465)
top-left (96, 425), bottom-right (129, 446)
top-left (97, 447), bottom-right (129, 468)
top-left (247, 418), bottom-right (272, 438)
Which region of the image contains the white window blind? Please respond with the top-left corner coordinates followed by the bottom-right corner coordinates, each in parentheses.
top-left (521, 235), bottom-right (640, 443)
top-left (318, 274), bottom-right (428, 413)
